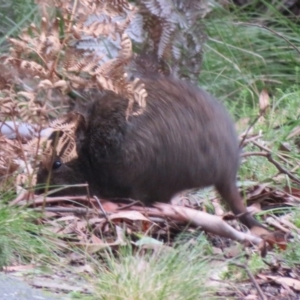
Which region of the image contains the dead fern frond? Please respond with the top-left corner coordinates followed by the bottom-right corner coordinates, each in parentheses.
top-left (0, 0), bottom-right (211, 193)
top-left (27, 111), bottom-right (81, 167)
top-left (0, 135), bottom-right (26, 187)
top-left (130, 0), bottom-right (209, 81)
top-left (125, 76), bottom-right (147, 116)
top-left (49, 111), bottom-right (82, 133)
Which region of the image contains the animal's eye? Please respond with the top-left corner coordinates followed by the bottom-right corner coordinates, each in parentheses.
top-left (52, 161), bottom-right (62, 170)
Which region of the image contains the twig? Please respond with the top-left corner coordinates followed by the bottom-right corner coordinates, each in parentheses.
top-left (239, 111), bottom-right (265, 148)
top-left (35, 206), bottom-right (95, 214)
top-left (266, 153), bottom-right (300, 184)
top-left (93, 195), bottom-right (118, 235)
top-left (117, 200), bottom-right (143, 210)
top-left (251, 140), bottom-right (294, 167)
top-left (242, 151), bottom-right (266, 158)
top-left (11, 194), bottom-right (98, 206)
top-left (230, 262), bottom-right (267, 300)
top-left (241, 149), bottom-right (300, 184)
top-left (241, 133), bottom-right (263, 147)
top-left (93, 195), bottom-right (110, 221)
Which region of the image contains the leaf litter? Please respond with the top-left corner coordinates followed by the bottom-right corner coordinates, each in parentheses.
top-left (0, 0), bottom-right (300, 298)
top-left (3, 123), bottom-right (300, 298)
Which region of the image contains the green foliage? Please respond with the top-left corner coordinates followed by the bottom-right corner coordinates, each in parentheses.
top-left (281, 235), bottom-right (300, 267)
top-left (200, 4), bottom-right (300, 113)
top-left (291, 209), bottom-right (300, 229)
top-left (248, 253), bottom-right (266, 274)
top-left (282, 214), bottom-right (300, 267)
top-left (69, 291), bottom-right (94, 300)
top-left (0, 0), bottom-right (37, 49)
top-left (0, 194), bottom-right (57, 268)
top-left (238, 85), bottom-right (300, 183)
top-left (223, 254), bottom-right (266, 282)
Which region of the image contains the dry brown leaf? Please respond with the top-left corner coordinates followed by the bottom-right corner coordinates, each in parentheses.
top-left (109, 210), bottom-right (152, 222)
top-left (109, 210), bottom-right (153, 232)
top-left (91, 234), bottom-right (103, 244)
top-left (101, 200), bottom-right (119, 212)
top-left (259, 89), bottom-right (270, 113)
top-left (73, 226), bottom-right (127, 254)
top-left (261, 275), bottom-right (300, 291)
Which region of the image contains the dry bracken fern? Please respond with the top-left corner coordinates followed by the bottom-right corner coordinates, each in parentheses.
top-left (127, 0), bottom-right (211, 81)
top-left (0, 0), bottom-right (211, 192)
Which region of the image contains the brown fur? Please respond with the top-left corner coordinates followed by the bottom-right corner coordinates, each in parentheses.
top-left (36, 77), bottom-right (263, 229)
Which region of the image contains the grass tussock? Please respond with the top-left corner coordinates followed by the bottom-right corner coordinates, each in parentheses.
top-left (0, 191), bottom-right (59, 268)
top-left (92, 236), bottom-right (218, 300)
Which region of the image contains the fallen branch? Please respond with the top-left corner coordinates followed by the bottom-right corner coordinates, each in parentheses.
top-left (251, 140), bottom-right (294, 167)
top-left (239, 110), bottom-right (266, 148)
top-left (154, 203), bottom-right (263, 245)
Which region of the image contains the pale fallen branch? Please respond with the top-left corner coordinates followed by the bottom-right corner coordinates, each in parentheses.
top-left (154, 203), bottom-right (263, 245)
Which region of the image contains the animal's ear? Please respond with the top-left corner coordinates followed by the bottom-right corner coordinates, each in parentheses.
top-left (74, 113), bottom-right (88, 148)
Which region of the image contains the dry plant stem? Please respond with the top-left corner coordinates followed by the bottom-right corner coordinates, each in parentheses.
top-left (9, 190), bottom-right (31, 206)
top-left (239, 109), bottom-right (267, 148)
top-left (241, 134), bottom-right (263, 147)
top-left (266, 153), bottom-right (300, 184)
top-left (242, 149), bottom-right (300, 184)
top-left (230, 262), bottom-right (267, 300)
top-left (18, 195), bottom-right (98, 207)
top-left (93, 196), bottom-right (118, 234)
top-left (31, 124), bottom-right (44, 187)
top-left (70, 0), bottom-right (79, 31)
top-left (35, 129), bottom-right (48, 211)
top-left (11, 118), bottom-right (31, 190)
top-left (35, 206), bottom-right (95, 214)
top-left (93, 195), bottom-right (109, 221)
top-left (117, 200), bottom-right (143, 210)
top-left (251, 140), bottom-right (294, 167)
top-left (242, 151), bottom-right (267, 158)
